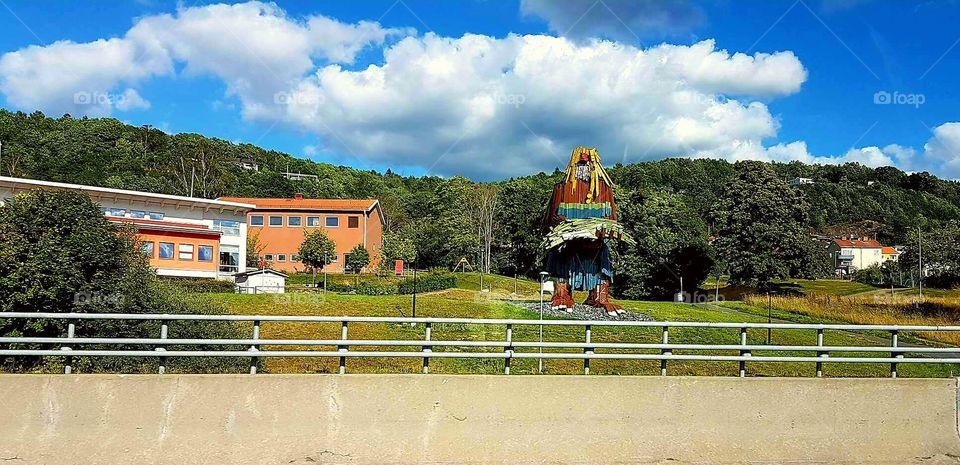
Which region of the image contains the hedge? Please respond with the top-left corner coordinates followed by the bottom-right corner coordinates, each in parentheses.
top-left (397, 272), bottom-right (456, 294)
top-left (163, 278), bottom-right (236, 294)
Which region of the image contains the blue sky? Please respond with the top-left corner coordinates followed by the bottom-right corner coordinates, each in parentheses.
top-left (0, 0), bottom-right (959, 179)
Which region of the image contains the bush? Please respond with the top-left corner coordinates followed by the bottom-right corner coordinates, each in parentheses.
top-left (0, 189), bottom-right (255, 374)
top-left (852, 264), bottom-right (886, 287)
top-left (163, 278), bottom-right (235, 294)
top-left (397, 271), bottom-right (456, 294)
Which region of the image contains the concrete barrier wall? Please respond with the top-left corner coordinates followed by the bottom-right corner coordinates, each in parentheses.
top-left (1, 375), bottom-right (958, 464)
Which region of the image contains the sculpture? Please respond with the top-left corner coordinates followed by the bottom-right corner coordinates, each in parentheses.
top-left (541, 146), bottom-right (633, 315)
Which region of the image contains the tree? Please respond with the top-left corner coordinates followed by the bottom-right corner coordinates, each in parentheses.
top-left (345, 244), bottom-right (370, 273)
top-left (615, 189), bottom-right (714, 299)
top-left (380, 229), bottom-right (417, 264)
top-left (468, 184), bottom-right (499, 274)
top-left (710, 161), bottom-right (810, 288)
top-left (246, 231), bottom-right (266, 268)
top-left (298, 229), bottom-right (336, 283)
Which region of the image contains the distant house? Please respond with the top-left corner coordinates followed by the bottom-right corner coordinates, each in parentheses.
top-left (788, 177), bottom-right (815, 186)
top-left (882, 246), bottom-right (899, 262)
top-left (230, 157), bottom-right (260, 171)
top-left (828, 237), bottom-right (896, 275)
top-left (280, 171), bottom-right (319, 181)
top-left (234, 269), bottom-right (286, 294)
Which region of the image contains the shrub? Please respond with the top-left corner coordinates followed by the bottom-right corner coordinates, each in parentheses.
top-left (397, 271), bottom-right (456, 294)
top-left (163, 278), bottom-right (235, 294)
top-left (851, 264), bottom-right (886, 287)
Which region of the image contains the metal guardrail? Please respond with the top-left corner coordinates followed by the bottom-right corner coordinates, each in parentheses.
top-left (2, 312), bottom-right (960, 377)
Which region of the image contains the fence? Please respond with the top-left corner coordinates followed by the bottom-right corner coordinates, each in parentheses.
top-left (2, 312), bottom-right (960, 377)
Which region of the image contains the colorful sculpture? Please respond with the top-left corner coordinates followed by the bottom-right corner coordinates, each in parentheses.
top-left (541, 146), bottom-right (633, 315)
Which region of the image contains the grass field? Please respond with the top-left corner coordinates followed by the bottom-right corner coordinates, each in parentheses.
top-left (209, 285), bottom-right (959, 378)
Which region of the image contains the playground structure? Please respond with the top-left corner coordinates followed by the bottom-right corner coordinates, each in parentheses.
top-left (542, 147), bottom-right (633, 315)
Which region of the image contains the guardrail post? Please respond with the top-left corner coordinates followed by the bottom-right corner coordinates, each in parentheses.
top-left (157, 319), bottom-right (168, 374)
top-left (422, 322), bottom-right (432, 374)
top-left (661, 326), bottom-right (669, 376)
top-left (739, 327), bottom-right (748, 378)
top-left (584, 325), bottom-right (592, 375)
top-left (62, 320), bottom-right (76, 374)
top-left (890, 330), bottom-right (900, 379)
top-left (339, 321), bottom-right (348, 375)
top-left (249, 320), bottom-right (260, 375)
top-left (504, 324), bottom-right (512, 375)
top-left (816, 329), bottom-right (824, 378)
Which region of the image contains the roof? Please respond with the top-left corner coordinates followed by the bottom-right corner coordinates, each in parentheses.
top-left (0, 176), bottom-right (255, 212)
top-left (833, 239), bottom-right (883, 248)
top-left (109, 217), bottom-right (221, 236)
top-left (882, 246), bottom-right (898, 254)
top-left (219, 196), bottom-right (378, 212)
top-left (234, 269), bottom-right (288, 278)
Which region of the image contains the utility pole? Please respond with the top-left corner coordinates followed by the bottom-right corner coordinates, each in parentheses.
top-left (767, 292), bottom-right (772, 344)
top-left (918, 226), bottom-right (923, 300)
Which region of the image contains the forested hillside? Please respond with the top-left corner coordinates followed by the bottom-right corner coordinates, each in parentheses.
top-left (3, 109), bottom-right (959, 293)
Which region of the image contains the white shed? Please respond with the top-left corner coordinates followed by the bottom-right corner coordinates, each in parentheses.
top-left (234, 269), bottom-right (287, 294)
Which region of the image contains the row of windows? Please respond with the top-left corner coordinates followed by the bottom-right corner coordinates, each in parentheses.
top-left (261, 254), bottom-right (301, 263)
top-left (142, 241), bottom-right (215, 262)
top-left (250, 215), bottom-right (360, 229)
top-left (101, 208), bottom-right (165, 221)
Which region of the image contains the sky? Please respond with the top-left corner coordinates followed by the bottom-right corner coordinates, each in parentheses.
top-left (0, 0), bottom-right (958, 180)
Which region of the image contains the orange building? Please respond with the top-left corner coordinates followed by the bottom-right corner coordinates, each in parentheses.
top-left (219, 194), bottom-right (384, 273)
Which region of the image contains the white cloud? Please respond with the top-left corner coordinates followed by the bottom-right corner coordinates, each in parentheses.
top-left (0, 1), bottom-right (404, 118)
top-left (114, 88), bottom-right (151, 111)
top-left (275, 34), bottom-right (807, 178)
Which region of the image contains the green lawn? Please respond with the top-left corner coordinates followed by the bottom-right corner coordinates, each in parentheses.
top-left (209, 287), bottom-right (958, 378)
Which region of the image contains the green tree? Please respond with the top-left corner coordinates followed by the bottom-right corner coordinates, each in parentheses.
top-left (380, 229), bottom-right (417, 263)
top-left (246, 230), bottom-right (266, 268)
top-left (615, 189), bottom-right (714, 299)
top-left (710, 161), bottom-right (810, 288)
top-left (298, 229), bottom-right (336, 274)
top-left (345, 244), bottom-right (370, 273)
top-left (0, 189), bottom-right (249, 373)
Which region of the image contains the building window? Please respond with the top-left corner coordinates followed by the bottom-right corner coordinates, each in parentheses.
top-left (109, 208), bottom-right (126, 217)
top-left (269, 216), bottom-right (283, 227)
top-left (325, 216), bottom-right (339, 228)
top-left (141, 242), bottom-right (154, 258)
top-left (219, 245), bottom-right (240, 273)
top-left (99, 207), bottom-right (108, 216)
top-left (213, 220), bottom-right (240, 236)
top-left (250, 215), bottom-right (264, 226)
top-left (330, 253), bottom-right (338, 263)
top-left (277, 254), bottom-right (287, 262)
top-left (264, 254), bottom-right (274, 262)
top-left (147, 212), bottom-right (164, 220)
top-left (291, 254), bottom-right (300, 262)
top-left (348, 216), bottom-right (359, 228)
top-left (131, 210), bottom-right (146, 219)
top-left (307, 216), bottom-right (321, 227)
top-left (198, 245), bottom-right (214, 262)
top-left (287, 216), bottom-right (302, 227)
top-left (159, 242), bottom-right (175, 260)
top-left (178, 244), bottom-right (194, 261)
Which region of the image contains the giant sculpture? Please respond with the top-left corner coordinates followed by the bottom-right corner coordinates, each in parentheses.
top-left (541, 146), bottom-right (633, 315)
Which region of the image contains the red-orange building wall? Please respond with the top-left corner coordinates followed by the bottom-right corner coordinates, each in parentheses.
top-left (244, 207), bottom-right (383, 273)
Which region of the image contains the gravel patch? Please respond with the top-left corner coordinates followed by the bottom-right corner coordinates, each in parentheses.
top-left (512, 302), bottom-right (654, 321)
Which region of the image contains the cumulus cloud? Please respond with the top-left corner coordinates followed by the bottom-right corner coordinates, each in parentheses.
top-left (275, 34), bottom-right (807, 178)
top-left (0, 1), bottom-right (405, 117)
top-left (520, 0), bottom-right (705, 41)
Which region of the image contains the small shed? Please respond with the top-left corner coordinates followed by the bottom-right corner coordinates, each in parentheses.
top-left (234, 269), bottom-right (287, 294)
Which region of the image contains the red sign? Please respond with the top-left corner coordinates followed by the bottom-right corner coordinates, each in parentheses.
top-left (394, 260), bottom-right (404, 275)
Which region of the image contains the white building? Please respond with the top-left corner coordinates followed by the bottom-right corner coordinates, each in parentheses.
top-left (234, 269), bottom-right (287, 294)
top-left (788, 177), bottom-right (815, 186)
top-left (828, 237), bottom-right (891, 274)
top-left (0, 176), bottom-right (254, 280)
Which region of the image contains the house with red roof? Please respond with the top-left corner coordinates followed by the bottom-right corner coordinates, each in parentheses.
top-left (828, 237), bottom-right (897, 275)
